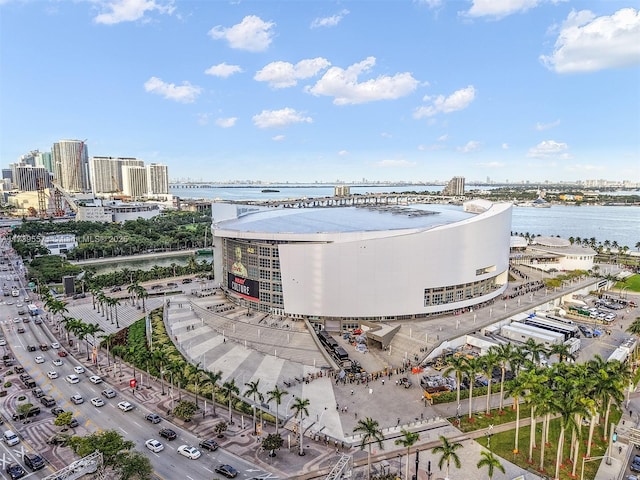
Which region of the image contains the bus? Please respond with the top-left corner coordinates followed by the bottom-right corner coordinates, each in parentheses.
top-left (27, 304), bottom-right (38, 316)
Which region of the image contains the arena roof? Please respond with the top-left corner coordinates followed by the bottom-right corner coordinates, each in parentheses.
top-left (218, 204), bottom-right (476, 234)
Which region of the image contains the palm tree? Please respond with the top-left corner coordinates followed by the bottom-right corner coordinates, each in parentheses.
top-left (627, 318), bottom-right (640, 336)
top-left (394, 429), bottom-right (420, 480)
top-left (480, 351), bottom-right (498, 415)
top-left (477, 450), bottom-right (505, 479)
top-left (221, 378), bottom-right (240, 425)
top-left (127, 282), bottom-right (138, 307)
top-left (266, 385), bottom-right (288, 434)
top-left (504, 371), bottom-right (528, 455)
top-left (137, 285), bottom-right (148, 312)
top-left (432, 435), bottom-right (463, 480)
top-left (551, 385), bottom-right (583, 480)
top-left (548, 343), bottom-right (576, 363)
top-left (291, 397), bottom-right (311, 457)
top-left (488, 343), bottom-right (514, 412)
top-left (464, 356), bottom-right (481, 420)
top-left (152, 348), bottom-right (170, 395)
top-left (186, 365), bottom-right (208, 408)
top-left (83, 322), bottom-right (104, 362)
top-left (204, 369), bottom-right (223, 416)
top-left (353, 417), bottom-right (384, 479)
top-left (244, 379), bottom-right (264, 434)
top-left (442, 355), bottom-right (467, 419)
top-left (523, 338), bottom-right (548, 365)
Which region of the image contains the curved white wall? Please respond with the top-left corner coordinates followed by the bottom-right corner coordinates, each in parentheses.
top-left (277, 203), bottom-right (512, 318)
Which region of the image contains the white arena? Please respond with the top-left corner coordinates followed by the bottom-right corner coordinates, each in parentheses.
top-left (211, 198), bottom-right (512, 326)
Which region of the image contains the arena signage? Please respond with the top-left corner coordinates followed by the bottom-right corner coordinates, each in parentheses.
top-left (228, 273), bottom-right (259, 300)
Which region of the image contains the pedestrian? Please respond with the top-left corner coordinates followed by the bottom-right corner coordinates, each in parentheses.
top-left (351, 389), bottom-right (354, 395)
top-left (381, 379), bottom-right (385, 386)
top-left (336, 403), bottom-right (339, 410)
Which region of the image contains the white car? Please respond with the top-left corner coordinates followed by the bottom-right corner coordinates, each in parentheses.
top-left (65, 374), bottom-right (80, 384)
top-left (177, 445), bottom-right (201, 460)
top-left (47, 371), bottom-right (58, 379)
top-left (118, 401), bottom-right (133, 412)
top-left (89, 375), bottom-right (103, 384)
top-left (52, 359), bottom-right (63, 367)
top-left (74, 366), bottom-right (85, 374)
top-left (0, 339), bottom-right (6, 346)
top-left (145, 439), bottom-right (164, 453)
top-left (34, 356), bottom-right (45, 364)
top-left (51, 342), bottom-right (60, 349)
top-left (90, 397), bottom-right (105, 407)
top-left (70, 394), bottom-right (84, 405)
top-left (102, 388), bottom-right (117, 399)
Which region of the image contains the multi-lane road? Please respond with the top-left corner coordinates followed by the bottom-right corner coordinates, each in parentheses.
top-left (0, 245), bottom-right (275, 479)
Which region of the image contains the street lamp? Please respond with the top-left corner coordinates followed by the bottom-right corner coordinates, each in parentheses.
top-left (397, 454), bottom-right (402, 479)
top-left (580, 455), bottom-right (620, 480)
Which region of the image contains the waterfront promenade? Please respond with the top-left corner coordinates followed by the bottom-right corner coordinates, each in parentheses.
top-left (56, 265), bottom-right (640, 479)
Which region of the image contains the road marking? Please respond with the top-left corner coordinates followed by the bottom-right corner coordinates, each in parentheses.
top-left (203, 467), bottom-right (213, 473)
top-left (119, 427), bottom-right (129, 435)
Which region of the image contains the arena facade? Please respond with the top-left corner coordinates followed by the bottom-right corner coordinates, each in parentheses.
top-left (211, 199), bottom-right (512, 325)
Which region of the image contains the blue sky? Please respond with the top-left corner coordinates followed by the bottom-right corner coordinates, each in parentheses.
top-left (1, 0), bottom-right (639, 184)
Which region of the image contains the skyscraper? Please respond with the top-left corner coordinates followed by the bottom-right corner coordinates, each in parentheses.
top-left (89, 156), bottom-right (144, 195)
top-left (146, 163), bottom-right (169, 195)
top-left (443, 176), bottom-right (465, 196)
top-left (122, 165), bottom-right (148, 199)
top-left (52, 140), bottom-right (90, 192)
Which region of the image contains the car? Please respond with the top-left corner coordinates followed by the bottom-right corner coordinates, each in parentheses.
top-left (32, 387), bottom-right (44, 398)
top-left (181, 278), bottom-right (193, 284)
top-left (198, 439), bottom-right (219, 451)
top-left (214, 464), bottom-right (238, 478)
top-left (632, 455), bottom-right (640, 473)
top-left (47, 371), bottom-right (58, 379)
top-left (52, 359), bottom-right (63, 367)
top-left (177, 445), bottom-right (201, 460)
top-left (159, 428), bottom-right (177, 440)
top-left (47, 433), bottom-right (70, 445)
top-left (110, 286), bottom-right (122, 292)
top-left (101, 388), bottom-right (117, 399)
top-left (5, 462), bottom-right (26, 479)
top-left (23, 453), bottom-right (45, 471)
top-left (145, 439), bottom-right (164, 453)
top-left (16, 327), bottom-right (25, 334)
top-left (167, 282), bottom-right (178, 287)
top-left (51, 407), bottom-right (65, 415)
top-left (70, 394), bottom-right (84, 405)
top-left (69, 417), bottom-right (79, 428)
top-left (57, 350), bottom-right (68, 357)
top-left (90, 397), bottom-right (105, 407)
top-left (0, 338), bottom-right (6, 346)
top-left (74, 366), bottom-right (85, 374)
top-left (34, 356), bottom-right (45, 364)
top-left (399, 377), bottom-right (412, 388)
top-left (22, 317), bottom-right (30, 323)
top-left (65, 374), bottom-right (80, 384)
top-left (51, 342), bottom-right (60, 349)
top-left (89, 375), bottom-right (103, 384)
top-left (34, 317), bottom-right (42, 324)
top-left (39, 344), bottom-right (49, 351)
top-left (26, 344), bottom-right (36, 352)
top-left (12, 317), bottom-right (20, 323)
top-left (15, 303), bottom-right (23, 308)
top-left (145, 413), bottom-right (161, 424)
top-left (118, 401), bottom-right (133, 412)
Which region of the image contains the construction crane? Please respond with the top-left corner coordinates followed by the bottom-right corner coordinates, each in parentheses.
top-left (37, 178), bottom-right (47, 218)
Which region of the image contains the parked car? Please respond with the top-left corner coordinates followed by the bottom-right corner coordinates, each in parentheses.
top-left (5, 462), bottom-right (26, 479)
top-left (631, 455), bottom-right (640, 473)
top-left (198, 439), bottom-right (218, 451)
top-left (23, 453), bottom-right (45, 471)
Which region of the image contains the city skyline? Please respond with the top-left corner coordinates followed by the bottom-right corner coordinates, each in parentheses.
top-left (1, 1), bottom-right (639, 183)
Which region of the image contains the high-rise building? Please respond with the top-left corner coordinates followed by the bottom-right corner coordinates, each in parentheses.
top-left (146, 163), bottom-right (169, 195)
top-left (122, 165), bottom-right (148, 199)
top-left (89, 156), bottom-right (144, 195)
top-left (52, 140), bottom-right (90, 192)
top-left (443, 176), bottom-right (465, 196)
top-left (34, 151), bottom-right (53, 173)
top-left (13, 165), bottom-right (50, 191)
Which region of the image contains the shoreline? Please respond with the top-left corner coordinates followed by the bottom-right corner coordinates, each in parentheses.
top-left (68, 248), bottom-right (201, 266)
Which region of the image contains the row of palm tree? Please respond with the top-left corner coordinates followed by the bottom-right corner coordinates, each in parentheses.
top-left (512, 232), bottom-right (639, 255)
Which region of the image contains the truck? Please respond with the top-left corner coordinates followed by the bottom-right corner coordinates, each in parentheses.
top-left (27, 304), bottom-right (38, 316)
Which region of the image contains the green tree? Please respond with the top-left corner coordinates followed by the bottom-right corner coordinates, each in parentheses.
top-left (442, 355), bottom-right (467, 417)
top-left (477, 450), bottom-right (505, 479)
top-left (54, 411), bottom-right (75, 430)
top-left (261, 433), bottom-right (284, 457)
top-left (266, 385), bottom-right (288, 435)
top-left (221, 378), bottom-right (240, 424)
top-left (113, 450), bottom-right (153, 480)
top-left (432, 435), bottom-right (463, 480)
top-left (291, 397), bottom-right (311, 457)
top-left (244, 379), bottom-right (264, 434)
top-left (214, 421), bottom-right (228, 438)
top-left (204, 369), bottom-right (223, 416)
top-left (394, 429), bottom-right (420, 480)
top-left (173, 400), bottom-right (197, 422)
top-left (489, 343), bottom-right (514, 411)
top-left (67, 430), bottom-right (134, 466)
top-left (353, 416), bottom-right (384, 480)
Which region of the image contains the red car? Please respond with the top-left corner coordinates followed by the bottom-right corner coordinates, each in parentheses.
top-left (57, 351), bottom-right (68, 357)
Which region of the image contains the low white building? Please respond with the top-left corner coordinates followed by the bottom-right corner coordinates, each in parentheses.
top-left (42, 234), bottom-right (77, 256)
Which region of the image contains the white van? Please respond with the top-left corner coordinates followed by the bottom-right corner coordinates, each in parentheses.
top-left (3, 430), bottom-right (19, 446)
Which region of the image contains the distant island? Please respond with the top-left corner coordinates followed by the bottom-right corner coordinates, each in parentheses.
top-left (261, 189), bottom-right (280, 193)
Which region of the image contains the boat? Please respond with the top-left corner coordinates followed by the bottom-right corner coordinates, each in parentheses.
top-left (261, 189), bottom-right (280, 193)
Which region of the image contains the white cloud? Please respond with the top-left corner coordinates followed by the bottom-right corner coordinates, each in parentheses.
top-left (310, 9), bottom-right (349, 28)
top-left (564, 163), bottom-right (605, 172)
top-left (457, 140), bottom-right (481, 153)
top-left (463, 0), bottom-right (546, 19)
top-left (255, 58), bottom-right (331, 88)
top-left (501, 143), bottom-right (509, 149)
top-left (414, 85), bottom-right (476, 118)
top-left (94, 0), bottom-right (175, 25)
top-left (205, 63), bottom-right (243, 78)
top-left (416, 0), bottom-right (443, 8)
top-left (374, 159), bottom-right (417, 168)
top-left (215, 117), bottom-right (237, 128)
top-left (535, 119), bottom-right (561, 130)
top-left (540, 8), bottom-right (640, 73)
top-left (527, 140), bottom-right (571, 158)
top-left (143, 76), bottom-right (201, 103)
top-left (338, 150), bottom-right (349, 156)
top-left (305, 57), bottom-right (419, 105)
top-left (208, 15), bottom-right (275, 52)
top-left (252, 108), bottom-right (312, 129)
top-left (437, 134), bottom-right (449, 142)
top-left (272, 135), bottom-right (286, 141)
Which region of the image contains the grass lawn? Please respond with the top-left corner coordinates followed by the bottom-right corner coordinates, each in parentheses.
top-left (448, 405), bottom-right (532, 432)
top-left (616, 274), bottom-right (640, 292)
top-left (475, 409), bottom-right (622, 480)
